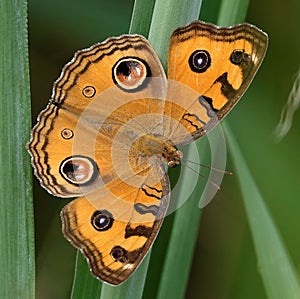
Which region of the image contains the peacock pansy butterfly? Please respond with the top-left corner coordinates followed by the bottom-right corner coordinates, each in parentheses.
top-left (28, 21), bottom-right (268, 285)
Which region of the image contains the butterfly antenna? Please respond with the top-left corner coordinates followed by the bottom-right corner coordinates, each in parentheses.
top-left (181, 161), bottom-right (221, 190)
top-left (182, 158), bottom-right (233, 175)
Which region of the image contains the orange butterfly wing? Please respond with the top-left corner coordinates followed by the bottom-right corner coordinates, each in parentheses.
top-left (165, 21), bottom-right (268, 143)
top-left (28, 35), bottom-right (166, 197)
top-left (61, 164), bottom-right (169, 285)
top-left (28, 21), bottom-right (268, 286)
top-left (28, 35), bottom-right (170, 285)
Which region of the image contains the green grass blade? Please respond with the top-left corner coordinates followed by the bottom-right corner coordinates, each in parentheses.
top-left (224, 123), bottom-right (300, 299)
top-left (129, 0), bottom-right (156, 36)
top-left (71, 252), bottom-right (102, 299)
top-left (215, 1), bottom-right (300, 297)
top-left (148, 0), bottom-right (202, 67)
top-left (147, 2), bottom-right (204, 299)
top-left (0, 0), bottom-right (35, 298)
top-left (156, 146), bottom-right (204, 299)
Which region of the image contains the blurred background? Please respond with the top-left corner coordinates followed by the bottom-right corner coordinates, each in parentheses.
top-left (28, 0), bottom-right (300, 298)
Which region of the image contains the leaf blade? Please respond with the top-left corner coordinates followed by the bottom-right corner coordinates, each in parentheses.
top-left (0, 0), bottom-right (35, 298)
top-left (224, 122), bottom-right (300, 299)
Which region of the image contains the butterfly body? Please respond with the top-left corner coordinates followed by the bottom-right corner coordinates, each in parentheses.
top-left (130, 133), bottom-right (182, 167)
top-left (28, 21), bottom-right (268, 285)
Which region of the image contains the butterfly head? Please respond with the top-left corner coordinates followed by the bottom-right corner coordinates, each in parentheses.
top-left (166, 149), bottom-right (183, 168)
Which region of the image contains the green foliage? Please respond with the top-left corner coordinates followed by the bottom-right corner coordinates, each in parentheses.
top-left (0, 0), bottom-right (35, 298)
top-left (225, 123), bottom-right (300, 299)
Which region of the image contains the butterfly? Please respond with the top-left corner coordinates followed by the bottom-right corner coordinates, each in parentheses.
top-left (28, 20), bottom-right (268, 285)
